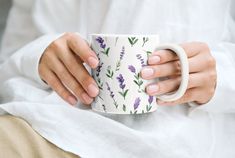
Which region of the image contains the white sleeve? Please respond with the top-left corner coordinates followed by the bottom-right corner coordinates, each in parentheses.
top-left (0, 34), bottom-right (63, 89)
top-left (0, 0), bottom-right (63, 89)
top-left (189, 2), bottom-right (235, 114)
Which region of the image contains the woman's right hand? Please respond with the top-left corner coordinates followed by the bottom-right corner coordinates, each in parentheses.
top-left (39, 33), bottom-right (100, 105)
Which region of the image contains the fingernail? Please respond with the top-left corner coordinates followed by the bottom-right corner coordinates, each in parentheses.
top-left (148, 55), bottom-right (160, 64)
top-left (81, 93), bottom-right (93, 104)
top-left (87, 83), bottom-right (99, 97)
top-left (88, 56), bottom-right (99, 68)
top-left (68, 96), bottom-right (77, 105)
top-left (141, 67), bottom-right (154, 78)
top-left (147, 84), bottom-right (159, 94)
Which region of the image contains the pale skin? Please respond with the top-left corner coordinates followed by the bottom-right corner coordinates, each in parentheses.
top-left (39, 33), bottom-right (217, 106)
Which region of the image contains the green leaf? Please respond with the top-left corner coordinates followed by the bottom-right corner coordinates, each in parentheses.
top-left (123, 104), bottom-right (126, 112)
top-left (138, 80), bottom-right (143, 86)
top-left (118, 91), bottom-right (124, 97)
top-left (123, 89), bottom-right (129, 98)
top-left (105, 47), bottom-right (110, 56)
top-left (98, 85), bottom-right (103, 90)
top-left (114, 102), bottom-right (118, 108)
top-left (128, 37), bottom-right (133, 45)
top-left (133, 38), bottom-right (138, 45)
top-left (134, 110), bottom-right (138, 114)
top-left (134, 75), bottom-right (139, 80)
top-left (134, 80), bottom-right (139, 85)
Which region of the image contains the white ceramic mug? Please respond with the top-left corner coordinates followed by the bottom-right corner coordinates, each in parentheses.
top-left (90, 34), bottom-right (189, 114)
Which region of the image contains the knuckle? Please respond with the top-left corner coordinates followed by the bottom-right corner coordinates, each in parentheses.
top-left (73, 84), bottom-right (83, 95)
top-left (81, 75), bottom-right (94, 86)
top-left (49, 40), bottom-right (62, 51)
top-left (64, 32), bottom-right (75, 39)
top-left (209, 70), bottom-right (217, 81)
top-left (207, 56), bottom-right (216, 68)
top-left (174, 60), bottom-right (181, 73)
top-left (49, 78), bottom-right (59, 88)
top-left (208, 88), bottom-right (215, 97)
top-left (57, 69), bottom-right (67, 77)
top-left (196, 42), bottom-right (209, 50)
top-left (38, 66), bottom-right (47, 80)
top-left (185, 92), bottom-right (193, 100)
top-left (200, 42), bottom-right (209, 51)
top-left (59, 89), bottom-right (70, 99)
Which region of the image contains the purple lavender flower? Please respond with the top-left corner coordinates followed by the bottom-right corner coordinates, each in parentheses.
top-left (146, 96), bottom-right (154, 112)
top-left (106, 82), bottom-right (118, 108)
top-left (136, 54), bottom-right (146, 67)
top-left (116, 74), bottom-right (126, 89)
top-left (96, 37), bottom-right (110, 56)
top-left (96, 62), bottom-right (103, 77)
top-left (96, 37), bottom-right (106, 49)
top-left (148, 96), bottom-right (153, 105)
top-left (106, 82), bottom-right (114, 98)
top-left (120, 46), bottom-right (125, 60)
top-left (116, 74), bottom-right (129, 99)
top-left (128, 65), bottom-right (136, 73)
top-left (115, 46), bottom-right (125, 72)
top-left (128, 65), bottom-right (144, 92)
top-left (134, 97), bottom-right (141, 110)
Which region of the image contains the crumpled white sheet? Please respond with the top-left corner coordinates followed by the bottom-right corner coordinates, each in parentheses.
top-left (0, 76), bottom-right (215, 158)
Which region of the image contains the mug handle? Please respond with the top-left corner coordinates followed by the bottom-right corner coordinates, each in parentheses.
top-left (154, 44), bottom-right (189, 102)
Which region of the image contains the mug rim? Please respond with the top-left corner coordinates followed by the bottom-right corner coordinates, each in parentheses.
top-left (90, 33), bottom-right (159, 37)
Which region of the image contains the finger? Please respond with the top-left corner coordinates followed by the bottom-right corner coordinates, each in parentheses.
top-left (148, 42), bottom-right (204, 65)
top-left (66, 33), bottom-right (99, 68)
top-left (148, 49), bottom-right (178, 65)
top-left (157, 88), bottom-right (198, 106)
top-left (146, 73), bottom-right (206, 96)
top-left (49, 56), bottom-right (94, 104)
top-left (55, 46), bottom-right (99, 98)
top-left (188, 52), bottom-right (216, 73)
top-left (142, 53), bottom-right (210, 79)
top-left (141, 60), bottom-right (181, 79)
top-left (41, 67), bottom-right (77, 105)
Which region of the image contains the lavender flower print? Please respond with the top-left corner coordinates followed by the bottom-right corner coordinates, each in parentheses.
top-left (106, 82), bottom-right (118, 108)
top-left (106, 65), bottom-right (114, 79)
top-left (128, 65), bottom-right (136, 73)
top-left (115, 46), bottom-right (125, 71)
top-left (128, 65), bottom-right (144, 92)
top-left (95, 56), bottom-right (104, 90)
top-left (128, 37), bottom-right (138, 47)
top-left (96, 37), bottom-right (110, 56)
top-left (136, 54), bottom-right (146, 67)
top-left (133, 97), bottom-right (141, 114)
top-left (116, 74), bottom-right (129, 100)
top-left (142, 37), bottom-right (149, 47)
top-left (146, 96), bottom-right (154, 112)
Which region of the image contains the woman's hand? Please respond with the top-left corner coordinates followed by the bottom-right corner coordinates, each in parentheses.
top-left (141, 42), bottom-right (217, 105)
top-left (39, 33), bottom-right (99, 105)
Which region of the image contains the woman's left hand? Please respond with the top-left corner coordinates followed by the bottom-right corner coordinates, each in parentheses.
top-left (141, 42), bottom-right (217, 105)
